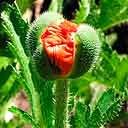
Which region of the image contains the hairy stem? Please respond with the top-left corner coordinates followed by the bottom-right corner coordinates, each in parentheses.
top-left (55, 79), bottom-right (69, 128)
top-left (1, 12), bottom-right (44, 128)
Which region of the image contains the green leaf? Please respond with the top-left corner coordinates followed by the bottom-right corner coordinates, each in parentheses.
top-left (57, 0), bottom-right (63, 13)
top-left (86, 1), bottom-right (100, 27)
top-left (1, 7), bottom-right (53, 127)
top-left (73, 102), bottom-right (90, 128)
top-left (16, 0), bottom-right (33, 14)
top-left (88, 89), bottom-right (123, 128)
top-left (86, 0), bottom-right (128, 30)
top-left (0, 0), bottom-right (15, 4)
top-left (69, 77), bottom-right (92, 104)
top-left (95, 89), bottom-right (115, 114)
top-left (9, 3), bottom-right (29, 51)
top-left (0, 65), bottom-right (13, 87)
top-left (74, 0), bottom-right (90, 24)
top-left (88, 108), bottom-right (103, 128)
top-left (97, 0), bottom-right (128, 30)
top-left (0, 48), bottom-right (13, 57)
top-left (0, 3), bottom-right (29, 54)
top-left (102, 99), bottom-right (122, 123)
top-left (84, 38), bottom-right (128, 92)
top-left (0, 63), bottom-right (21, 107)
top-left (0, 56), bottom-right (13, 70)
top-left (0, 72), bottom-right (16, 98)
top-left (113, 57), bottom-right (128, 91)
top-left (49, 0), bottom-right (58, 12)
top-left (9, 106), bottom-right (40, 128)
top-left (49, 0), bottom-right (63, 13)
top-left (0, 76), bottom-right (20, 106)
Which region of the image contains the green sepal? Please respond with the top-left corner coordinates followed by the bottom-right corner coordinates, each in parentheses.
top-left (26, 12), bottom-right (63, 79)
top-left (26, 12), bottom-right (63, 57)
top-left (69, 24), bottom-right (100, 78)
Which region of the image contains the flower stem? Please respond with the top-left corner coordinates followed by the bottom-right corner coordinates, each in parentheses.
top-left (55, 79), bottom-right (69, 128)
top-left (1, 12), bottom-right (44, 128)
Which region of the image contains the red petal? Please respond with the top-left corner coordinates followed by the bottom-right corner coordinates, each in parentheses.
top-left (41, 20), bottom-right (78, 76)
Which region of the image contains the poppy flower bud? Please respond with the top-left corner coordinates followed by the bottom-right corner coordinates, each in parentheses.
top-left (26, 12), bottom-right (100, 80)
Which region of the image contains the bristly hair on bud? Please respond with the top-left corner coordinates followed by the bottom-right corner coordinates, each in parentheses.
top-left (26, 12), bottom-right (100, 80)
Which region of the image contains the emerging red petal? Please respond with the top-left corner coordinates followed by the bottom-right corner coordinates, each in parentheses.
top-left (41, 19), bottom-right (78, 76)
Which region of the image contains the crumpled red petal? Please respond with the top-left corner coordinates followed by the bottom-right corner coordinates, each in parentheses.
top-left (41, 20), bottom-right (78, 76)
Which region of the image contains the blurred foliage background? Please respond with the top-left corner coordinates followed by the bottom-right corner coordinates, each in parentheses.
top-left (0, 0), bottom-right (128, 128)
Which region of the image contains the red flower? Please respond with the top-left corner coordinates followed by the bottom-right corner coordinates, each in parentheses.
top-left (41, 20), bottom-right (78, 76)
top-left (26, 12), bottom-right (100, 79)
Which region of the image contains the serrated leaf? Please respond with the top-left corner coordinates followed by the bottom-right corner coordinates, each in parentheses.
top-left (49, 0), bottom-right (58, 12)
top-left (1, 4), bottom-right (46, 127)
top-left (84, 38), bottom-right (128, 92)
top-left (88, 108), bottom-right (103, 128)
top-left (91, 42), bottom-right (120, 85)
top-left (9, 106), bottom-right (40, 128)
top-left (95, 89), bottom-right (115, 114)
top-left (74, 0), bottom-right (90, 24)
top-left (16, 0), bottom-right (33, 14)
top-left (102, 99), bottom-right (122, 123)
top-left (97, 0), bottom-right (128, 30)
top-left (113, 57), bottom-right (128, 91)
top-left (88, 89), bottom-right (123, 128)
top-left (0, 56), bottom-right (13, 70)
top-left (0, 72), bottom-right (16, 96)
top-left (73, 102), bottom-right (90, 128)
top-left (86, 0), bottom-right (128, 30)
top-left (69, 78), bottom-right (92, 104)
top-left (86, 2), bottom-right (100, 27)
top-left (9, 3), bottom-right (29, 50)
top-left (49, 0), bottom-right (63, 13)
top-left (0, 63), bottom-right (21, 106)
top-left (0, 0), bottom-right (15, 4)
top-left (0, 65), bottom-right (13, 86)
top-left (0, 3), bottom-right (29, 54)
top-left (0, 77), bottom-right (20, 106)
top-left (0, 48), bottom-right (13, 57)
